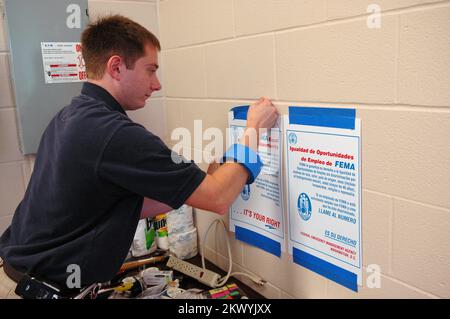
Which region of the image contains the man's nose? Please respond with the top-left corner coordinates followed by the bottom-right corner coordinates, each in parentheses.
top-left (151, 76), bottom-right (162, 91)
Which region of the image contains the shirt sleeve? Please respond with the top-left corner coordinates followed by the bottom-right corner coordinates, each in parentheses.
top-left (97, 123), bottom-right (206, 209)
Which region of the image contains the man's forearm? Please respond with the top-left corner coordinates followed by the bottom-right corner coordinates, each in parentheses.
top-left (185, 128), bottom-right (263, 214)
top-left (203, 128), bottom-right (260, 212)
top-left (208, 162), bottom-right (249, 213)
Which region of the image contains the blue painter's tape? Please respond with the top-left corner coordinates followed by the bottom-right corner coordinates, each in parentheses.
top-left (235, 226), bottom-right (281, 257)
top-left (289, 106), bottom-right (356, 129)
top-left (293, 247), bottom-right (358, 292)
top-left (232, 105), bottom-right (250, 120)
top-left (289, 106), bottom-right (355, 118)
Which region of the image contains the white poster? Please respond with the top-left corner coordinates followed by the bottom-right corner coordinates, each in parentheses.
top-left (41, 42), bottom-right (87, 84)
top-left (228, 106), bottom-right (285, 256)
top-left (284, 107), bottom-right (362, 291)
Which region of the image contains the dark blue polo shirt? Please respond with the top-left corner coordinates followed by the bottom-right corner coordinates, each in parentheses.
top-left (0, 82), bottom-right (206, 287)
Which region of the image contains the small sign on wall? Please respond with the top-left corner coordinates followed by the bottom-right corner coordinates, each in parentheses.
top-left (41, 42), bottom-right (87, 84)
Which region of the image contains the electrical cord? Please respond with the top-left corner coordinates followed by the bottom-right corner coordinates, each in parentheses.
top-left (200, 218), bottom-right (266, 288)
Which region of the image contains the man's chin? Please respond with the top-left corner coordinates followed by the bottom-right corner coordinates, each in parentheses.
top-left (134, 104), bottom-right (146, 111)
top-left (124, 103), bottom-right (146, 111)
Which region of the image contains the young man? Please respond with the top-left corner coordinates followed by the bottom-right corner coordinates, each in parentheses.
top-left (0, 15), bottom-right (278, 298)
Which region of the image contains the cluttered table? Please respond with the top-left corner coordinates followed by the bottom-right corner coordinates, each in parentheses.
top-left (98, 251), bottom-right (265, 299)
top-left (172, 254), bottom-right (265, 299)
top-left (105, 206), bottom-right (266, 299)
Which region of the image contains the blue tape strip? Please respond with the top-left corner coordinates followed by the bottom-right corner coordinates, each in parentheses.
top-left (293, 247), bottom-right (358, 292)
top-left (223, 143), bottom-right (263, 184)
top-left (289, 106), bottom-right (356, 129)
top-left (235, 226), bottom-right (281, 257)
top-left (232, 105), bottom-right (250, 120)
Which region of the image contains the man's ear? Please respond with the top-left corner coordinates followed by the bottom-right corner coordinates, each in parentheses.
top-left (105, 55), bottom-right (123, 80)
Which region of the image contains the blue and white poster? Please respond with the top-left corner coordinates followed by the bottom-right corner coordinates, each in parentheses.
top-left (284, 107), bottom-right (362, 291)
top-left (228, 106), bottom-right (285, 257)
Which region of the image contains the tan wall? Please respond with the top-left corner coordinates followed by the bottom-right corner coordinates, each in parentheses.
top-left (1, 0), bottom-right (449, 299)
top-left (0, 0), bottom-right (30, 233)
top-left (160, 0), bottom-right (450, 299)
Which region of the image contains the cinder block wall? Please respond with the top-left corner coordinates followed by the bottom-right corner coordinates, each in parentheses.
top-left (0, 0), bottom-right (31, 234)
top-left (1, 0), bottom-right (449, 299)
top-left (159, 0), bottom-right (450, 298)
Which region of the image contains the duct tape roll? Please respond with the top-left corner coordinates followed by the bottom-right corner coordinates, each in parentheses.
top-left (168, 227), bottom-right (198, 260)
top-left (166, 205), bottom-right (194, 234)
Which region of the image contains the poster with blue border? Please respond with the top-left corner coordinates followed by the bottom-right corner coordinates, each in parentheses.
top-left (228, 106), bottom-right (285, 257)
top-left (284, 107), bottom-right (362, 291)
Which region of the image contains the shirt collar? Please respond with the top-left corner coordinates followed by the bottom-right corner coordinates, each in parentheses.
top-left (81, 82), bottom-right (126, 115)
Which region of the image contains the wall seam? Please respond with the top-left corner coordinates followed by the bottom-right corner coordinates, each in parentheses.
top-left (230, 0), bottom-right (236, 38)
top-left (162, 1), bottom-right (450, 52)
top-left (163, 97), bottom-right (450, 111)
top-left (364, 188), bottom-right (450, 212)
top-left (0, 158), bottom-right (27, 165)
top-left (19, 161), bottom-right (28, 192)
top-left (156, 0), bottom-right (169, 141)
top-left (395, 14), bottom-right (400, 104)
top-left (272, 33), bottom-right (278, 100)
top-left (203, 46), bottom-right (208, 98)
top-left (0, 106), bottom-right (15, 111)
top-left (92, 0), bottom-right (159, 4)
top-left (0, 159), bottom-right (26, 166)
top-left (326, 0), bottom-right (450, 23)
top-left (389, 196), bottom-right (394, 276)
top-left (380, 272), bottom-right (441, 299)
top-left (279, 287), bottom-right (294, 299)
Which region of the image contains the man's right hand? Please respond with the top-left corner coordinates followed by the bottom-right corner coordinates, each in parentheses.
top-left (186, 97), bottom-right (279, 215)
top-left (239, 97), bottom-right (279, 151)
top-left (246, 97), bottom-right (279, 131)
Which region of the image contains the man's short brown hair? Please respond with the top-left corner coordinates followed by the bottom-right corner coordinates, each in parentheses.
top-left (81, 15), bottom-right (161, 79)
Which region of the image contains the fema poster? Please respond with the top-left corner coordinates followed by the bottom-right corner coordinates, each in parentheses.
top-left (228, 106), bottom-right (285, 257)
top-left (284, 107), bottom-right (362, 291)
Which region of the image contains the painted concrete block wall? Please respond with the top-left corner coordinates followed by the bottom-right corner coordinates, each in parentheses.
top-left (1, 0), bottom-right (449, 299)
top-left (160, 0), bottom-right (450, 298)
top-left (0, 0), bottom-right (28, 233)
top-left (0, 0), bottom-right (163, 231)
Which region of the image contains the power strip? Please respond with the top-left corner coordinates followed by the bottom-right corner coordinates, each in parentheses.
top-left (166, 255), bottom-right (221, 288)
